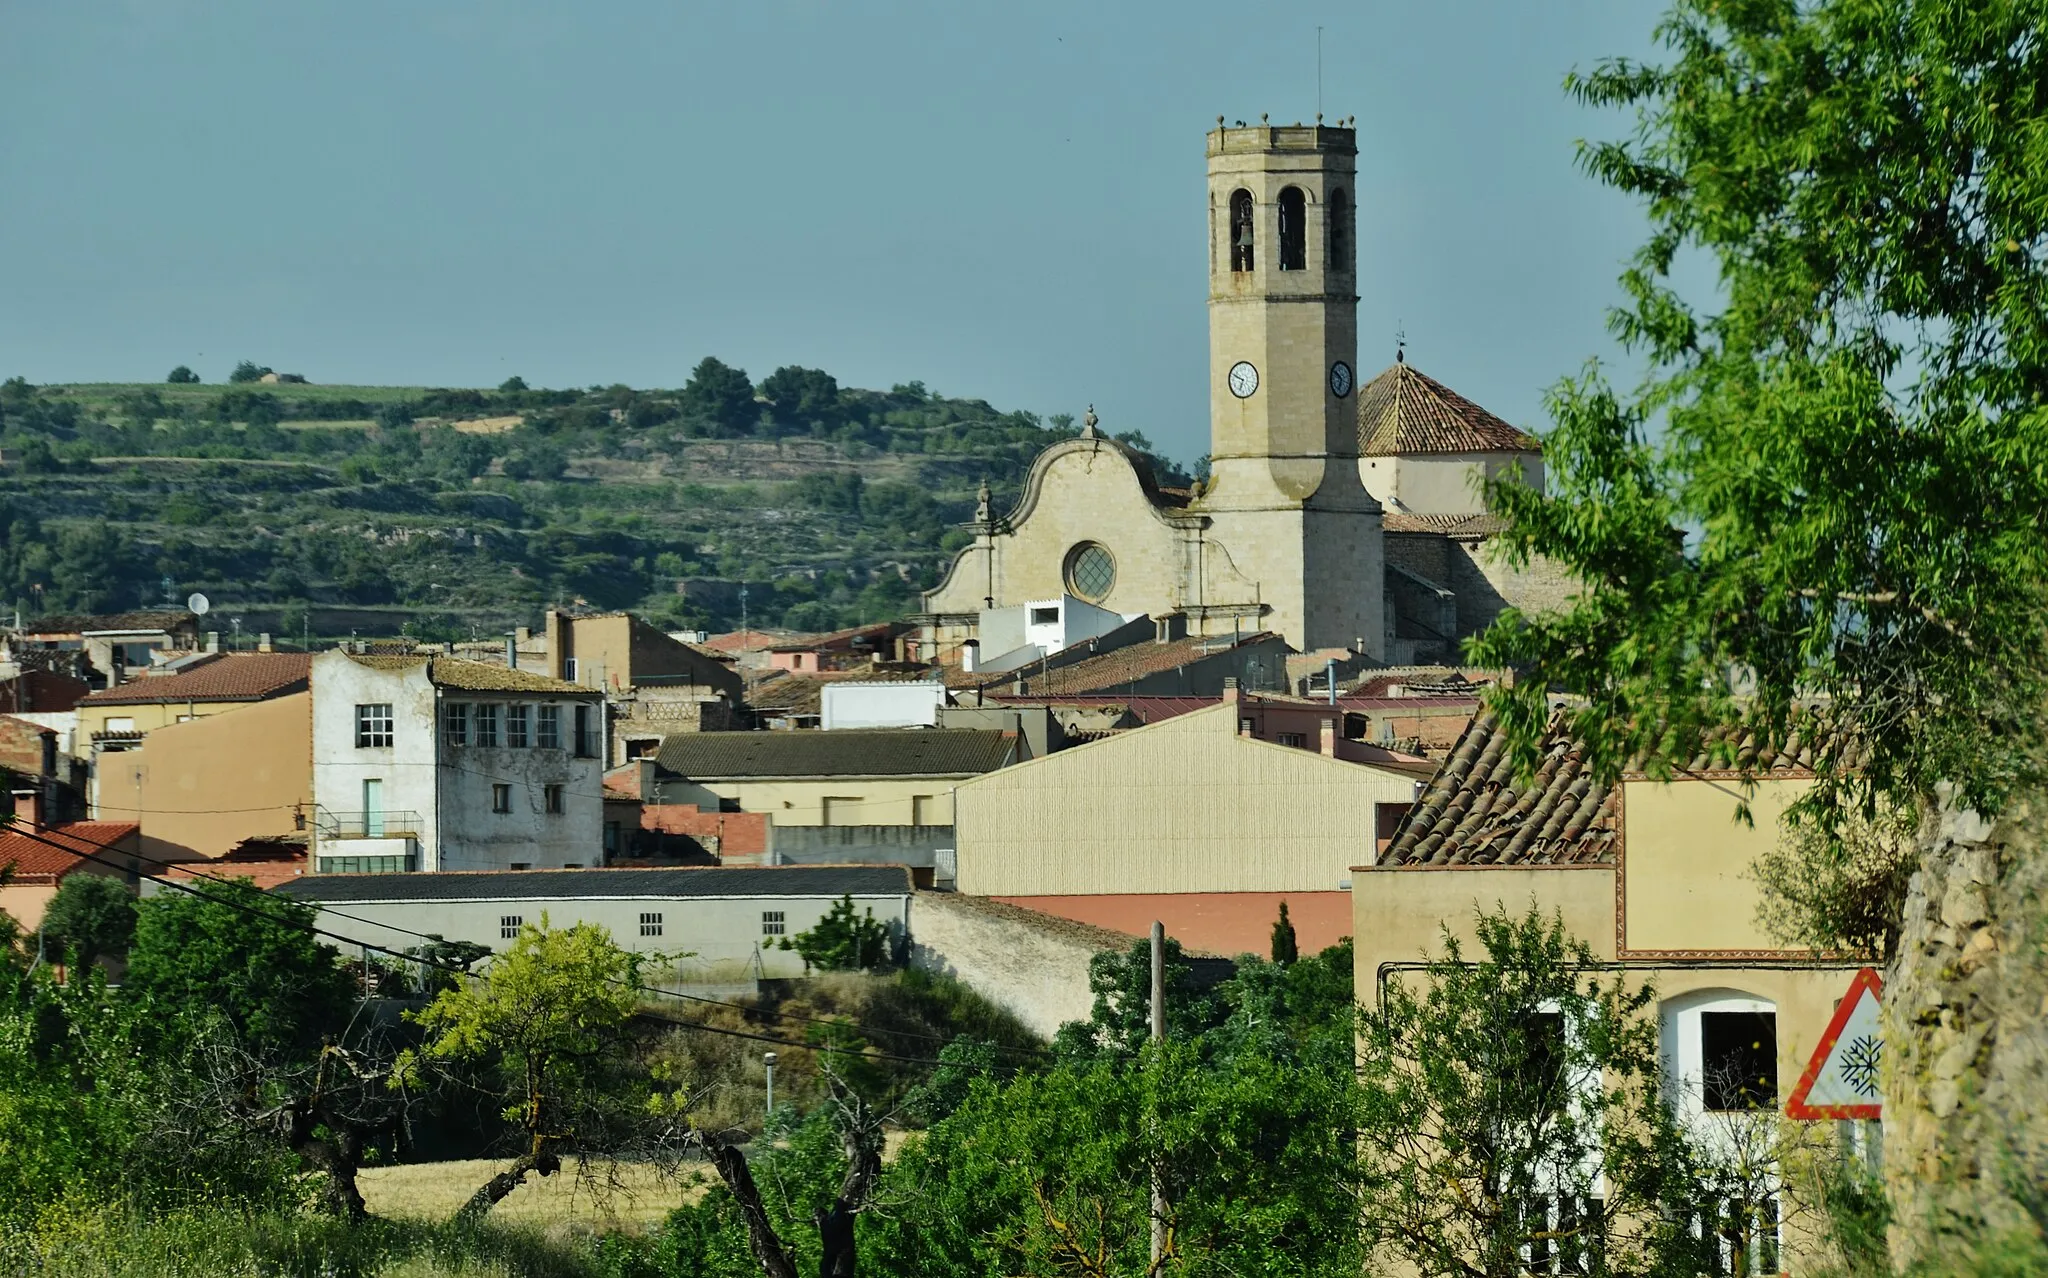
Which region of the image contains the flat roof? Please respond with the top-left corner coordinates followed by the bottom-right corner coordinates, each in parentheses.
top-left (275, 864), bottom-right (914, 903)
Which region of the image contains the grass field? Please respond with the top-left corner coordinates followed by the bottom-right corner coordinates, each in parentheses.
top-left (359, 1158), bottom-right (695, 1232)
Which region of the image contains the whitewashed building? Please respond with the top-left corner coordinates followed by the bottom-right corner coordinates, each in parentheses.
top-left (275, 864), bottom-right (915, 981)
top-left (309, 651), bottom-right (604, 874)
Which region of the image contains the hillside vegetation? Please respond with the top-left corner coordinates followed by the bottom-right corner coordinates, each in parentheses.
top-left (0, 362), bottom-right (1189, 637)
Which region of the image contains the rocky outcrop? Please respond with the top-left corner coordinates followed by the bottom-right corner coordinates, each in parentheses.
top-left (1884, 794), bottom-right (2048, 1264)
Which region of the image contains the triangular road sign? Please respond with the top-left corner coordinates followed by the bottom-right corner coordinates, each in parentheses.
top-left (1786, 967), bottom-right (1884, 1120)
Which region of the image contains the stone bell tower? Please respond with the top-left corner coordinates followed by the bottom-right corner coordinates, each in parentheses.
top-left (1197, 120), bottom-right (1382, 656)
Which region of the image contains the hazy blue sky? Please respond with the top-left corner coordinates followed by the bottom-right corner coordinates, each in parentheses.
top-left (2, 1), bottom-right (1673, 463)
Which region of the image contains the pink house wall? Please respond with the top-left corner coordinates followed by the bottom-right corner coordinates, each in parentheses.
top-left (989, 891), bottom-right (1353, 958)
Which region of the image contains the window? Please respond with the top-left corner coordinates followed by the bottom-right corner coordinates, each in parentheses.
top-left (605, 821), bottom-right (621, 856)
top-left (509, 862), bottom-right (531, 871)
top-left (1328, 186), bottom-right (1351, 274)
top-left (762, 910), bottom-right (786, 937)
top-left (639, 912), bottom-right (663, 937)
top-left (912, 794), bottom-right (938, 826)
top-left (500, 914), bottom-right (523, 939)
top-left (1701, 1012), bottom-right (1778, 1111)
top-left (105, 716), bottom-right (136, 733)
top-left (1064, 542), bottom-right (1116, 603)
top-left (317, 854), bottom-right (414, 874)
top-left (506, 703), bottom-right (530, 748)
top-left (1277, 732), bottom-right (1306, 748)
top-left (544, 784), bottom-right (564, 814)
top-left (1229, 188), bottom-right (1255, 271)
top-left (444, 702), bottom-right (470, 748)
top-left (475, 702), bottom-right (500, 748)
top-left (573, 703), bottom-right (596, 757)
top-left (821, 796), bottom-right (862, 826)
top-left (563, 657), bottom-right (579, 682)
top-left (491, 783), bottom-right (512, 813)
top-left (1029, 606), bottom-right (1060, 625)
top-left (537, 704), bottom-right (562, 750)
top-left (1277, 185), bottom-right (1306, 270)
top-left (625, 737), bottom-right (658, 759)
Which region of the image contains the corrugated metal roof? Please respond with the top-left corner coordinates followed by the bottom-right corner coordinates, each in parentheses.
top-left (276, 864), bottom-right (914, 903)
top-left (656, 728), bottom-right (1015, 779)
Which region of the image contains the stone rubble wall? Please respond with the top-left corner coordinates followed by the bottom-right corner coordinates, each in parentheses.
top-left (1884, 793), bottom-right (2048, 1264)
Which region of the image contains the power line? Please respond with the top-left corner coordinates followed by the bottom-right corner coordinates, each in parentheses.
top-left (9, 823), bottom-right (1044, 1070)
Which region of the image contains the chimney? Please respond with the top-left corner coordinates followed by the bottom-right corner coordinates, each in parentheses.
top-left (1222, 676), bottom-right (1239, 705)
top-left (257, 632), bottom-right (273, 653)
top-left (960, 640), bottom-right (980, 674)
top-left (205, 631), bottom-right (220, 653)
top-left (505, 635), bottom-right (519, 669)
top-left (14, 784), bottom-right (45, 831)
top-left (1319, 716), bottom-right (1337, 758)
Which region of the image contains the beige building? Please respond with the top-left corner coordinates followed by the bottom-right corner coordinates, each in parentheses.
top-left (544, 611), bottom-right (744, 760)
top-left (919, 122), bottom-right (1570, 668)
top-left (1360, 710), bottom-right (1869, 1273)
top-left (74, 652), bottom-right (310, 756)
top-left (954, 689), bottom-right (1426, 955)
top-left (94, 692), bottom-right (312, 865)
top-left (649, 729), bottom-right (1018, 829)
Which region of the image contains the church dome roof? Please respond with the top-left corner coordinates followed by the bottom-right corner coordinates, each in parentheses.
top-left (1356, 360), bottom-right (1541, 457)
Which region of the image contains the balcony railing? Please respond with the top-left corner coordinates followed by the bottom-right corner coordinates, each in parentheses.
top-left (317, 809), bottom-right (424, 839)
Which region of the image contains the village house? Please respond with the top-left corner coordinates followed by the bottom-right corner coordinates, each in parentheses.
top-left (79, 651), bottom-right (312, 815)
top-left (274, 864), bottom-right (915, 983)
top-left (308, 651), bottom-right (604, 874)
top-left (0, 820), bottom-right (139, 932)
top-left (101, 691), bottom-right (312, 866)
top-left (951, 683), bottom-right (1427, 954)
top-left (4, 611), bottom-right (203, 688)
top-left (1, 713), bottom-right (86, 828)
top-left (1358, 709), bottom-right (1871, 1271)
top-left (542, 610), bottom-right (745, 761)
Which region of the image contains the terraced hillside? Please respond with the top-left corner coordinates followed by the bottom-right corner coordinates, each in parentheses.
top-left (0, 367), bottom-right (1193, 638)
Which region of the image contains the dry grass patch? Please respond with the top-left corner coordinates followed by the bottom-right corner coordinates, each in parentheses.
top-left (360, 1157), bottom-right (693, 1230)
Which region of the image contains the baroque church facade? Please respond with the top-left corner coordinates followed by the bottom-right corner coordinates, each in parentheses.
top-left (919, 122), bottom-right (1567, 667)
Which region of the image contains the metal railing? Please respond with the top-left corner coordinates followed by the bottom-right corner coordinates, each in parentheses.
top-left (317, 809), bottom-right (423, 839)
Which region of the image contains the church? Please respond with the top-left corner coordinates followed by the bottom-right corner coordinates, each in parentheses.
top-left (917, 121), bottom-right (1569, 671)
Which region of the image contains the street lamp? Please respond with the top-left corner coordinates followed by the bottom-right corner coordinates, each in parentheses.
top-left (763, 1051), bottom-right (778, 1124)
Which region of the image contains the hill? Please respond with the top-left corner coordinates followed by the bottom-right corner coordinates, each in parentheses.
top-left (0, 363), bottom-right (1195, 639)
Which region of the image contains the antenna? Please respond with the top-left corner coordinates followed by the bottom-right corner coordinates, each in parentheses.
top-left (1317, 27), bottom-right (1323, 123)
top-left (1396, 323), bottom-right (1407, 364)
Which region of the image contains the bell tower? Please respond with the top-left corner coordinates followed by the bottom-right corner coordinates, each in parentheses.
top-left (1205, 120), bottom-right (1360, 503)
top-left (1193, 118), bottom-right (1382, 658)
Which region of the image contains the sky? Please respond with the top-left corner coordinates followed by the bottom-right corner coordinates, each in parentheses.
top-left (2, 1), bottom-right (1676, 466)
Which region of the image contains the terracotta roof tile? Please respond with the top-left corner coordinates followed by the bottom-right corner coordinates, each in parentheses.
top-left (986, 633), bottom-right (1283, 697)
top-left (22, 611), bottom-right (193, 635)
top-left (1378, 709), bottom-right (1616, 867)
top-left (1381, 512), bottom-right (1513, 536)
top-left (79, 653), bottom-right (311, 706)
top-left (339, 653), bottom-right (591, 695)
top-left (0, 822), bottom-right (138, 881)
top-left (1357, 362), bottom-right (1541, 457)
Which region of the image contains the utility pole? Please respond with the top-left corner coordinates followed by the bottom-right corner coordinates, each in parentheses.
top-left (763, 1051), bottom-right (778, 1124)
top-left (1149, 920), bottom-right (1166, 1270)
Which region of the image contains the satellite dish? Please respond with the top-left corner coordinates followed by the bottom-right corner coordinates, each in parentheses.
top-left (187, 593), bottom-right (210, 616)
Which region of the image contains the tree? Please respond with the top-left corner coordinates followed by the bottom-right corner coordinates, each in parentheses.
top-left (1052, 934), bottom-right (1217, 1059)
top-left (1355, 906), bottom-right (1710, 1277)
top-left (123, 880), bottom-right (353, 1060)
top-left (227, 361), bottom-right (270, 384)
top-left (37, 874), bottom-right (136, 970)
top-left (165, 365), bottom-right (199, 384)
top-left (684, 356), bottom-right (759, 435)
top-left (782, 895), bottom-right (892, 972)
top-left (761, 365), bottom-right (842, 433)
top-left (498, 375), bottom-right (528, 392)
top-left (1468, 1), bottom-right (2048, 1260)
top-left (395, 916), bottom-right (644, 1217)
top-left (1270, 900), bottom-right (1299, 965)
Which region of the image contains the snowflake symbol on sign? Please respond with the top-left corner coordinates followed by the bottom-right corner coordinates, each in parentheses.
top-left (1838, 1034), bottom-right (1882, 1099)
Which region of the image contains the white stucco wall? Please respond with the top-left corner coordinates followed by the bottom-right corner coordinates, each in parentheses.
top-left (310, 653), bottom-right (605, 873)
top-left (821, 681), bottom-right (946, 731)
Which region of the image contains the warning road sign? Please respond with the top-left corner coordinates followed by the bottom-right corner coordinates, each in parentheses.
top-left (1786, 967), bottom-right (1884, 1120)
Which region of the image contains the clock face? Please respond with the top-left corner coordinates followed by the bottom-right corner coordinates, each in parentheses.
top-left (1329, 360), bottom-right (1354, 398)
top-left (1227, 360), bottom-right (1259, 398)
